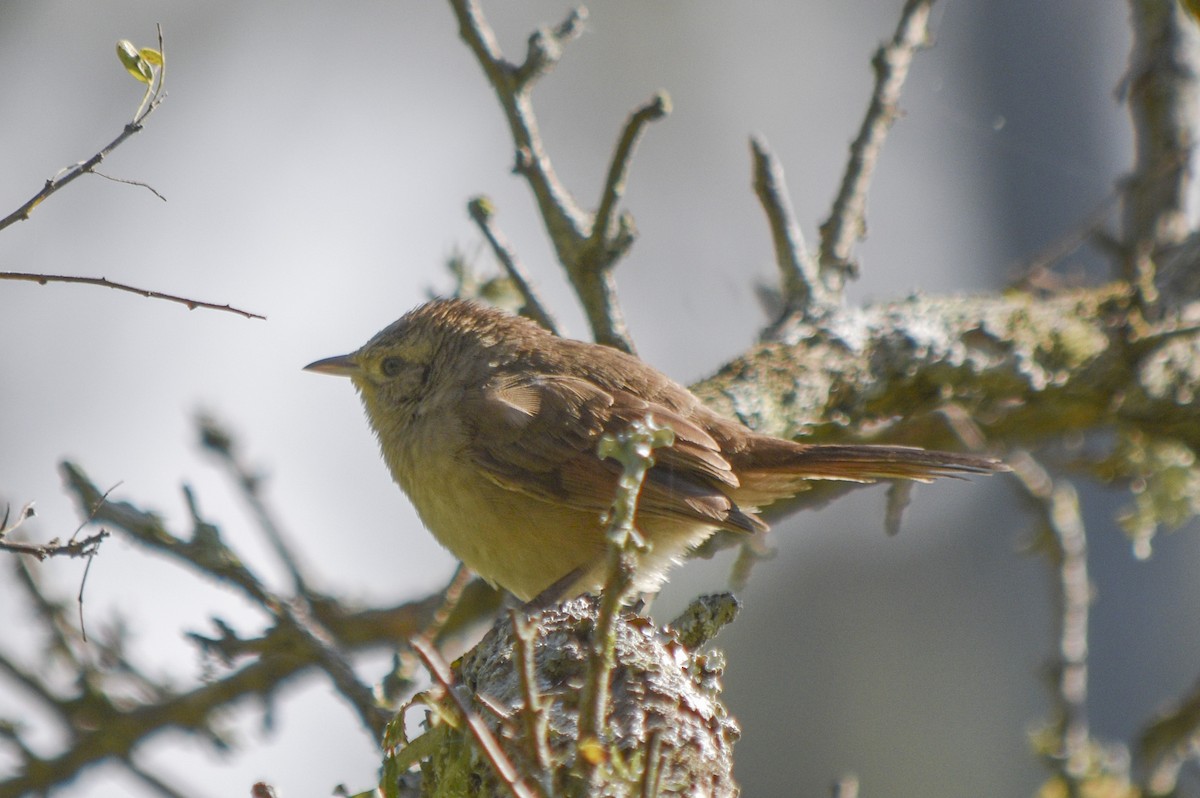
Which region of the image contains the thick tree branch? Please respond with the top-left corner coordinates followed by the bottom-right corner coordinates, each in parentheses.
top-left (692, 286), bottom-right (1198, 455)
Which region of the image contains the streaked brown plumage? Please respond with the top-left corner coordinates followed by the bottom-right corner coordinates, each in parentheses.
top-left (306, 298), bottom-right (1002, 601)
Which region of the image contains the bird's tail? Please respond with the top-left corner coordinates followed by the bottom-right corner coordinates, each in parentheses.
top-left (729, 440), bottom-right (1005, 505)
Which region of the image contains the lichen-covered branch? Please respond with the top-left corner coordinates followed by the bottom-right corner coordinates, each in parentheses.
top-left (410, 598), bottom-right (739, 798)
top-left (692, 286), bottom-right (1198, 454)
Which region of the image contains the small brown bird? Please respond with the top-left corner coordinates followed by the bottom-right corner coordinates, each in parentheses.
top-left (306, 299), bottom-right (1002, 601)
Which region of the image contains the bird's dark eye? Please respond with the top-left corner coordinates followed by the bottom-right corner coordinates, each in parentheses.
top-left (381, 357), bottom-right (405, 377)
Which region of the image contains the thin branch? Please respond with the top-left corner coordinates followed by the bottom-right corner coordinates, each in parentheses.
top-left (62, 462), bottom-right (390, 739)
top-left (1139, 673), bottom-right (1200, 794)
top-left (510, 611), bottom-right (552, 786)
top-left (0, 28), bottom-right (167, 233)
top-left (591, 92), bottom-right (671, 255)
top-left (197, 414), bottom-right (311, 594)
top-left (818, 0), bottom-right (936, 292)
top-left (1008, 189), bottom-right (1122, 293)
top-left (638, 730), bottom-right (663, 798)
top-left (0, 641), bottom-right (68, 720)
top-left (448, 0), bottom-right (661, 352)
top-left (0, 272), bottom-right (265, 320)
top-left (125, 760), bottom-right (192, 798)
top-left (449, 0), bottom-right (589, 243)
top-left (467, 196), bottom-right (560, 334)
top-left (411, 638), bottom-right (537, 798)
top-left (0, 504), bottom-right (106, 561)
top-left (1010, 451), bottom-right (1091, 790)
top-left (91, 170), bottom-right (167, 202)
top-left (1, 559), bottom-right (498, 796)
top-left (1122, 0), bottom-right (1200, 311)
top-left (750, 135), bottom-right (827, 315)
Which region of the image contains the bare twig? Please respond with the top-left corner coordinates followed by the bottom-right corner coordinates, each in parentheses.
top-left (818, 0), bottom-right (936, 292)
top-left (91, 170), bottom-right (168, 202)
top-left (1010, 451), bottom-right (1091, 789)
top-left (1, 28), bottom-right (259, 322)
top-left (197, 414), bottom-right (310, 593)
top-left (448, 0), bottom-right (665, 352)
top-left (467, 196), bottom-right (560, 333)
top-left (1008, 190), bottom-right (1122, 293)
top-left (0, 272), bottom-right (265, 320)
top-left (1139, 673), bottom-right (1200, 794)
top-left (750, 135), bottom-right (827, 315)
top-left (411, 638), bottom-right (537, 798)
top-left (416, 563), bottom-right (477, 646)
top-left (62, 462), bottom-right (390, 739)
top-left (592, 92), bottom-right (671, 258)
top-left (2, 522), bottom-right (496, 797)
top-left (510, 611), bottom-right (553, 785)
top-left (0, 502), bottom-right (109, 561)
top-left (1122, 0), bottom-right (1200, 310)
top-left (125, 760), bottom-right (191, 798)
top-left (0, 28), bottom-right (167, 233)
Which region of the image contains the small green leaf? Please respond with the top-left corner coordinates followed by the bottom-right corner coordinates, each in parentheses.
top-left (139, 47), bottom-right (164, 67)
top-left (116, 39), bottom-right (153, 84)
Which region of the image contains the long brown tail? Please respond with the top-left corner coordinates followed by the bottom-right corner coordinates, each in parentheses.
top-left (730, 440), bottom-right (1005, 505)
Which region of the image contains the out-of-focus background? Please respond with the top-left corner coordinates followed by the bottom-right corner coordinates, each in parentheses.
top-left (4, 1), bottom-right (1197, 796)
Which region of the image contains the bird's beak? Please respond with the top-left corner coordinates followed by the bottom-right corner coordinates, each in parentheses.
top-left (304, 354), bottom-right (360, 377)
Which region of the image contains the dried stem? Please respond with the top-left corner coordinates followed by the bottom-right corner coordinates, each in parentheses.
top-left (818, 0), bottom-right (936, 292)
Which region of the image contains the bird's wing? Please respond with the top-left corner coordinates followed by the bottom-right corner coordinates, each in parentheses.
top-left (462, 374), bottom-right (764, 533)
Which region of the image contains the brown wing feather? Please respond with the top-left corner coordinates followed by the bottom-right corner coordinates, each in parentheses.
top-left (463, 374), bottom-right (762, 533)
